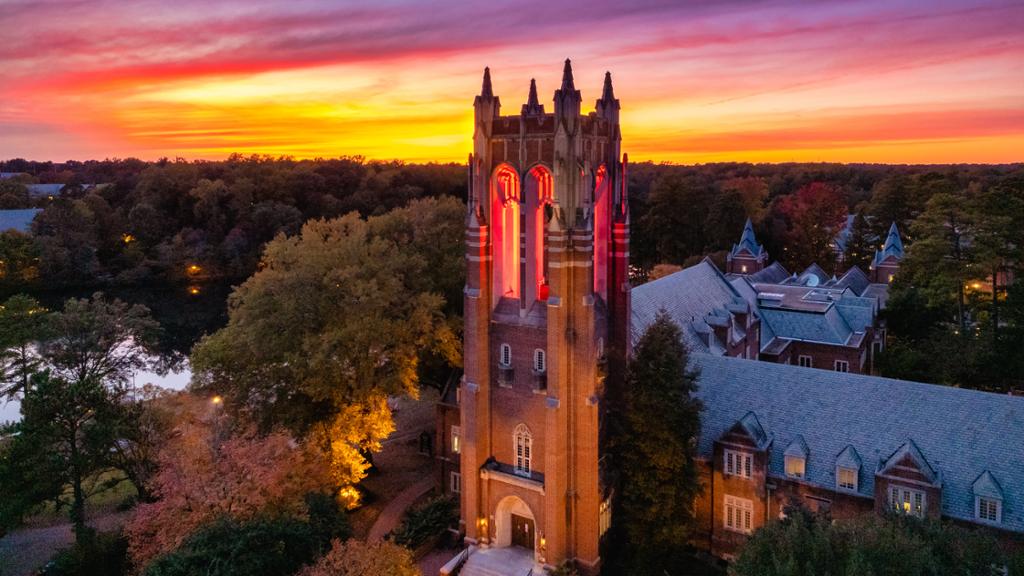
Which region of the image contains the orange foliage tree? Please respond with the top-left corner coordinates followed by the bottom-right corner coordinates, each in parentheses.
top-left (125, 395), bottom-right (333, 570)
top-left (297, 539), bottom-right (420, 576)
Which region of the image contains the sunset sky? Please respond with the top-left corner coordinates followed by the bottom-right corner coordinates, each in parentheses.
top-left (2, 0), bottom-right (1023, 164)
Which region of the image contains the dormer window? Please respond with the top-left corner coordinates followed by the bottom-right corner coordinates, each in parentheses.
top-left (784, 435), bottom-right (808, 479)
top-left (533, 349), bottom-right (546, 373)
top-left (837, 467), bottom-right (857, 491)
top-left (499, 343), bottom-right (512, 367)
top-left (973, 471), bottom-right (1003, 525)
top-left (835, 445), bottom-right (861, 492)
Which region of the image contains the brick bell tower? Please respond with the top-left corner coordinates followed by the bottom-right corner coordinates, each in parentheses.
top-left (460, 60), bottom-right (630, 574)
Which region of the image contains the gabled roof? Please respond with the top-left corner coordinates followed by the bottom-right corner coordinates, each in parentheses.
top-left (833, 266), bottom-right (870, 295)
top-left (832, 214), bottom-right (857, 252)
top-left (631, 258), bottom-right (754, 354)
top-left (746, 262), bottom-right (790, 284)
top-left (789, 263), bottom-right (830, 287)
top-left (873, 223), bottom-right (905, 265)
top-left (758, 306), bottom-right (858, 346)
top-left (784, 435), bottom-right (809, 459)
top-left (729, 218), bottom-right (765, 259)
top-left (691, 353), bottom-right (1024, 531)
top-left (973, 471), bottom-right (1004, 500)
top-left (731, 411), bottom-right (769, 449)
top-left (0, 209), bottom-right (42, 233)
top-left (879, 439), bottom-right (938, 484)
top-left (836, 445), bottom-right (862, 470)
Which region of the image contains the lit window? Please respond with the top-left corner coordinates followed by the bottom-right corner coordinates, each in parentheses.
top-left (785, 456), bottom-right (806, 479)
top-left (533, 349), bottom-right (546, 373)
top-left (451, 425), bottom-right (461, 454)
top-left (977, 497), bottom-right (1001, 523)
top-left (837, 467), bottom-right (858, 491)
top-left (724, 449), bottom-right (753, 479)
top-left (835, 360), bottom-right (849, 373)
top-left (889, 486), bottom-right (926, 518)
top-left (888, 274), bottom-right (894, 283)
top-left (724, 495), bottom-right (754, 534)
top-left (741, 265), bottom-right (748, 273)
top-left (798, 355), bottom-right (812, 368)
top-left (500, 343), bottom-right (512, 367)
top-left (514, 424), bottom-right (532, 476)
top-left (450, 472), bottom-right (462, 494)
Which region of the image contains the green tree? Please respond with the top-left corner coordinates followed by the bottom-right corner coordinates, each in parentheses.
top-left (607, 312), bottom-right (703, 575)
top-left (0, 294), bottom-right (50, 400)
top-left (0, 372), bottom-right (124, 542)
top-left (843, 209), bottom-right (874, 271)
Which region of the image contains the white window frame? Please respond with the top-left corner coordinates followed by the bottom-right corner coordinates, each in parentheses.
top-left (499, 343), bottom-right (512, 367)
top-left (724, 495), bottom-right (754, 534)
top-left (724, 449), bottom-right (753, 479)
top-left (798, 355), bottom-right (813, 368)
top-left (976, 496), bottom-right (1002, 524)
top-left (889, 485), bottom-right (926, 518)
top-left (514, 423), bottom-right (532, 476)
top-left (533, 349), bottom-right (546, 373)
top-left (834, 360), bottom-right (849, 372)
top-left (450, 425), bottom-right (461, 454)
top-left (450, 471), bottom-right (461, 494)
top-left (836, 466), bottom-right (858, 492)
top-left (784, 455), bottom-right (806, 479)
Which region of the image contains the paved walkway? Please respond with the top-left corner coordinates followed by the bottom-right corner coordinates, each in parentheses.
top-left (367, 476), bottom-right (435, 542)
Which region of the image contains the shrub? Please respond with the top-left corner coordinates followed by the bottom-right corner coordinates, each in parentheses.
top-left (143, 517), bottom-right (319, 576)
top-left (297, 539), bottom-right (419, 576)
top-left (389, 495), bottom-right (457, 549)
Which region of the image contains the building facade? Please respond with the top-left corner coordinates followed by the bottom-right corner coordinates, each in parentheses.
top-left (456, 60), bottom-right (631, 574)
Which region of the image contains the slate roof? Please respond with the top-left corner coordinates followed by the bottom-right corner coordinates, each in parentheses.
top-left (831, 266), bottom-right (871, 295)
top-left (729, 218), bottom-right (764, 258)
top-left (873, 223), bottom-right (905, 265)
top-left (746, 262), bottom-right (790, 284)
top-left (691, 353), bottom-right (1024, 532)
top-left (631, 258), bottom-right (753, 354)
top-left (759, 306), bottom-right (859, 346)
top-left (0, 172), bottom-right (28, 180)
top-left (26, 184), bottom-right (64, 198)
top-left (0, 209), bottom-right (41, 233)
top-left (832, 214), bottom-right (856, 253)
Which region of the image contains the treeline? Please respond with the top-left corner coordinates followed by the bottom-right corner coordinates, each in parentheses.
top-left (0, 155), bottom-right (464, 291)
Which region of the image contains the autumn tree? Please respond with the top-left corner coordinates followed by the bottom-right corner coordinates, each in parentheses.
top-left (298, 539), bottom-right (420, 576)
top-left (125, 397), bottom-right (335, 569)
top-left (772, 182), bottom-right (848, 271)
top-left (191, 210), bottom-right (458, 490)
top-left (605, 312), bottom-right (703, 575)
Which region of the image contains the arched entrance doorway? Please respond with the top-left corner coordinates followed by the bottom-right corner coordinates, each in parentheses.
top-left (495, 495), bottom-right (536, 552)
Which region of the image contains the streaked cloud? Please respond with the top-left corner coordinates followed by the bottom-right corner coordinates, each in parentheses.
top-left (1, 0), bottom-right (1022, 162)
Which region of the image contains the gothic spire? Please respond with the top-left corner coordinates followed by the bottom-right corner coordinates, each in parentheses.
top-left (481, 66), bottom-right (493, 99)
top-left (522, 78), bottom-right (545, 115)
top-left (560, 58), bottom-right (575, 92)
top-left (601, 71), bottom-right (615, 101)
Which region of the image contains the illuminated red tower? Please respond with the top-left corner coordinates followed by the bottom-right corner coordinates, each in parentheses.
top-left (459, 60), bottom-right (630, 574)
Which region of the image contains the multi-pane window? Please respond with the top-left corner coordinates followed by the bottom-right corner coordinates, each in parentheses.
top-left (499, 344), bottom-right (512, 367)
top-left (834, 360), bottom-right (849, 372)
top-left (724, 449), bottom-right (753, 479)
top-left (890, 486), bottom-right (926, 518)
top-left (450, 425), bottom-right (461, 454)
top-left (724, 495), bottom-right (754, 534)
top-left (977, 497), bottom-right (1001, 523)
top-left (784, 456), bottom-right (806, 479)
top-left (798, 355), bottom-right (813, 368)
top-left (450, 472), bottom-right (461, 494)
top-left (514, 424), bottom-right (532, 476)
top-left (533, 349), bottom-right (546, 373)
top-left (837, 467), bottom-right (858, 491)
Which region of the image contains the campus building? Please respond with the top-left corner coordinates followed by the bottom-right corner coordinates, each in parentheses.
top-left (438, 65), bottom-right (1021, 575)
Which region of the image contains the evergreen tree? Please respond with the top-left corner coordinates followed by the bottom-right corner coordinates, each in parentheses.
top-left (0, 294), bottom-right (50, 400)
top-left (843, 210), bottom-right (874, 271)
top-left (606, 311), bottom-right (702, 575)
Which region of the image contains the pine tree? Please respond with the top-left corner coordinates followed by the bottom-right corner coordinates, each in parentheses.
top-left (607, 311), bottom-right (703, 575)
top-left (843, 210), bottom-right (874, 271)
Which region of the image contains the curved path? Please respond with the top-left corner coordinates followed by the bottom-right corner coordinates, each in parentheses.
top-left (366, 476), bottom-right (435, 543)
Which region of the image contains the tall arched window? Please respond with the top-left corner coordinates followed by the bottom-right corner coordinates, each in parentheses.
top-left (525, 165), bottom-right (553, 303)
top-left (514, 423), bottom-right (532, 476)
top-left (491, 165), bottom-right (521, 306)
top-left (593, 165), bottom-right (609, 300)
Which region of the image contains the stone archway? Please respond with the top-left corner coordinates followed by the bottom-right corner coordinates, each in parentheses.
top-left (494, 495), bottom-right (536, 552)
